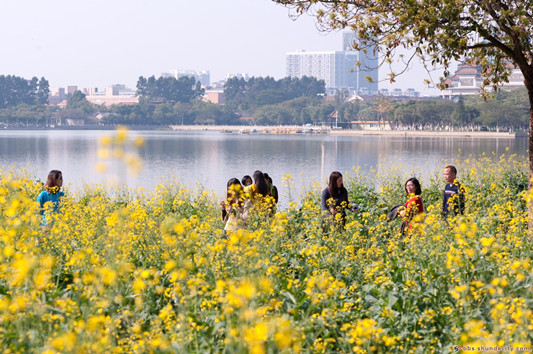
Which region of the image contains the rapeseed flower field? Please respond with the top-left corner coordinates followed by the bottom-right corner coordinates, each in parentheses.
top-left (0, 150), bottom-right (531, 353)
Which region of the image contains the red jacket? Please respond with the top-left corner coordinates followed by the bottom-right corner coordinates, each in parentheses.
top-left (403, 195), bottom-right (424, 232)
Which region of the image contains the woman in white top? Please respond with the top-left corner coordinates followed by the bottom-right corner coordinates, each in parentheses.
top-left (221, 178), bottom-right (248, 237)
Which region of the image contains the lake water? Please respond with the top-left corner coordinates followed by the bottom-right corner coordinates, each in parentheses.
top-left (0, 130), bottom-right (527, 207)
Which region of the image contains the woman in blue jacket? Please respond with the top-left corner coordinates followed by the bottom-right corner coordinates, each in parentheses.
top-left (37, 170), bottom-right (64, 228)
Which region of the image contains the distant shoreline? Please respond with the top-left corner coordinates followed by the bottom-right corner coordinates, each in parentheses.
top-left (2, 125), bottom-right (524, 138)
top-left (170, 125), bottom-right (523, 138)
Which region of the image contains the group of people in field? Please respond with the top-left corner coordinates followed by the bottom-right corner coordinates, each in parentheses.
top-left (220, 170), bottom-right (278, 237)
top-left (37, 165), bottom-right (464, 237)
top-left (397, 165), bottom-right (465, 234)
top-left (319, 165), bottom-right (465, 236)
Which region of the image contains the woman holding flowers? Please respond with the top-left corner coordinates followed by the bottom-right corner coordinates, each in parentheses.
top-left (321, 171), bottom-right (358, 233)
top-left (399, 177), bottom-right (424, 235)
top-left (37, 170), bottom-right (65, 229)
top-left (221, 178), bottom-right (248, 237)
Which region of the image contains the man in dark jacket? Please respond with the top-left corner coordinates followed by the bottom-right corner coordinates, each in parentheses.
top-left (443, 165), bottom-right (465, 218)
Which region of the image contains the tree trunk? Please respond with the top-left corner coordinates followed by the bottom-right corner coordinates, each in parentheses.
top-left (526, 73), bottom-right (533, 233)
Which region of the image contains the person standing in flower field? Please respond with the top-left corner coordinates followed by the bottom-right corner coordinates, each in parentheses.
top-left (263, 172), bottom-right (279, 215)
top-left (442, 165), bottom-right (465, 219)
top-left (244, 170), bottom-right (276, 219)
top-left (244, 170), bottom-right (269, 204)
top-left (321, 171), bottom-right (359, 234)
top-left (221, 178), bottom-right (248, 238)
top-left (37, 170), bottom-right (64, 230)
top-left (263, 173), bottom-right (279, 205)
top-left (399, 177), bottom-right (424, 235)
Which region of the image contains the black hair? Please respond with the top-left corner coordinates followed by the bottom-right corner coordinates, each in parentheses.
top-left (253, 170), bottom-right (268, 196)
top-left (328, 171), bottom-right (343, 197)
top-left (405, 177), bottom-right (422, 196)
top-left (263, 173), bottom-right (273, 185)
top-left (241, 175), bottom-right (252, 186)
top-left (226, 177), bottom-right (243, 204)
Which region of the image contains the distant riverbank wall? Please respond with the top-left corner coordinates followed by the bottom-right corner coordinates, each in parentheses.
top-left (169, 125), bottom-right (522, 138)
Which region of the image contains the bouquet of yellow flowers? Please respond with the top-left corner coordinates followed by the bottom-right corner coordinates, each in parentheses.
top-left (44, 185), bottom-right (60, 194)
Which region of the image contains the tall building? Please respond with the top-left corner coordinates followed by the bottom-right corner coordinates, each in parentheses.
top-left (286, 32), bottom-right (378, 94)
top-left (67, 86), bottom-right (78, 96)
top-left (172, 70), bottom-right (210, 86)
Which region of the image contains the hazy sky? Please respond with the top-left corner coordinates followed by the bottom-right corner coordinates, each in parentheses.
top-left (1, 0), bottom-right (447, 95)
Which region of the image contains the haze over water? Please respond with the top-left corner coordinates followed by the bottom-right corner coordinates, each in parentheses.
top-left (0, 130), bottom-right (526, 207)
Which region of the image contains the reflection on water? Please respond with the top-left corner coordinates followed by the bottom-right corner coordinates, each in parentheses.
top-left (0, 130), bottom-right (527, 206)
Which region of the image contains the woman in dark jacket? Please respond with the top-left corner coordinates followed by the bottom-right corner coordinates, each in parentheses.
top-left (321, 171), bottom-right (358, 233)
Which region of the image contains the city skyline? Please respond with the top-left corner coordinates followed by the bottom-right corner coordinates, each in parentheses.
top-left (286, 32), bottom-right (379, 94)
top-left (2, 0), bottom-right (446, 96)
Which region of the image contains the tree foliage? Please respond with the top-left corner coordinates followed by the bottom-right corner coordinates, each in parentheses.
top-left (224, 76), bottom-right (326, 110)
top-left (465, 90), bottom-right (529, 129)
top-left (100, 88), bottom-right (529, 128)
top-left (66, 90), bottom-right (95, 114)
top-left (451, 96), bottom-right (479, 126)
top-left (0, 104), bottom-right (50, 126)
top-left (136, 76), bottom-right (204, 104)
top-left (0, 75), bottom-right (49, 108)
top-left (389, 92), bottom-right (528, 131)
top-left (103, 101), bottom-right (239, 126)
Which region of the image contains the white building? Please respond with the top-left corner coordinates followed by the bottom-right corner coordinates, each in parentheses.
top-left (175, 70), bottom-right (210, 86)
top-left (225, 73), bottom-right (250, 81)
top-left (286, 32), bottom-right (378, 94)
top-left (84, 84), bottom-right (138, 106)
top-left (161, 70), bottom-right (210, 86)
top-left (442, 62), bottom-right (525, 98)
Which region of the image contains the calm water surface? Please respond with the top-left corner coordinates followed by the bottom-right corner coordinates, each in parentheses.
top-left (0, 130), bottom-right (527, 206)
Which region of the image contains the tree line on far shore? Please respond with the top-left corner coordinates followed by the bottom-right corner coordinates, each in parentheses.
top-left (0, 74), bottom-right (528, 131)
top-left (0, 75), bottom-right (50, 109)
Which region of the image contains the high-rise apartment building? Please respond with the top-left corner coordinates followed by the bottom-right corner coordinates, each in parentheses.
top-left (161, 70), bottom-right (210, 86)
top-left (286, 32), bottom-right (378, 94)
top-left (67, 86), bottom-right (78, 96)
top-left (172, 70), bottom-right (210, 86)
